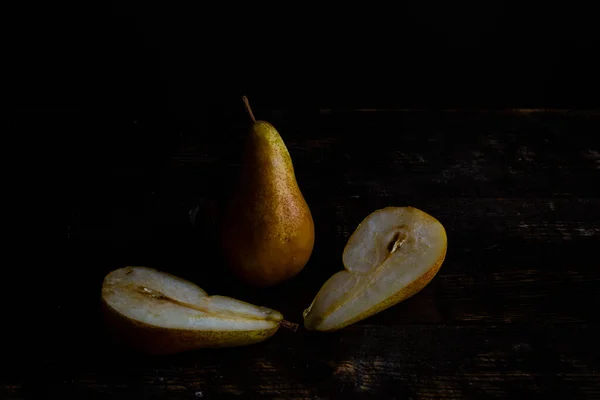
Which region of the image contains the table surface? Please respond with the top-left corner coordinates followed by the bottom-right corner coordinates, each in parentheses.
top-left (15, 109), bottom-right (600, 399)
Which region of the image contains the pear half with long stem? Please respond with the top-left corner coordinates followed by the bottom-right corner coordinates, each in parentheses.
top-left (303, 207), bottom-right (447, 332)
top-left (101, 266), bottom-right (294, 354)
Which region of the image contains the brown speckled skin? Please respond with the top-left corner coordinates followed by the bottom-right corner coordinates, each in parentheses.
top-left (310, 207), bottom-right (447, 332)
top-left (221, 121), bottom-right (315, 287)
top-left (101, 299), bottom-right (280, 355)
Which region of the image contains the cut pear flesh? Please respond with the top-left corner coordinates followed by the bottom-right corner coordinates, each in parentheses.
top-left (303, 207), bottom-right (447, 332)
top-left (101, 266), bottom-right (285, 354)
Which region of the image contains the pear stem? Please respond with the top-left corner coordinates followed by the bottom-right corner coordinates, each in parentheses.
top-left (242, 95), bottom-right (257, 123)
top-left (280, 320), bottom-right (299, 332)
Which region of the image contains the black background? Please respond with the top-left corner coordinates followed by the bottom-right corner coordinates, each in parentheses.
top-left (15, 2), bottom-right (600, 115)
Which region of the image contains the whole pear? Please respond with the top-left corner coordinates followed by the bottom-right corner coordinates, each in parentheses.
top-left (220, 97), bottom-right (315, 287)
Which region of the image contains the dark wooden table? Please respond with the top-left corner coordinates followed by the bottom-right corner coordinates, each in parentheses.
top-left (13, 109), bottom-right (600, 399)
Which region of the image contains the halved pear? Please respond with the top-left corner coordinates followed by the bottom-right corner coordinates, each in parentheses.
top-left (303, 207), bottom-right (447, 332)
top-left (101, 266), bottom-right (289, 354)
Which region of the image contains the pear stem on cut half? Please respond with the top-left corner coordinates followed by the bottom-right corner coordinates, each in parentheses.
top-left (279, 320), bottom-right (299, 332)
top-left (242, 95), bottom-right (257, 123)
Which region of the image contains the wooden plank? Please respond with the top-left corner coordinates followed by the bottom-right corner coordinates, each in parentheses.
top-left (54, 109), bottom-right (600, 399)
top-left (65, 195), bottom-right (600, 327)
top-left (167, 110), bottom-right (600, 199)
top-left (19, 324), bottom-right (600, 399)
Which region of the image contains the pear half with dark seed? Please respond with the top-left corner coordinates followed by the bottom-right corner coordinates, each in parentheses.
top-left (303, 207), bottom-right (447, 332)
top-left (101, 266), bottom-right (292, 354)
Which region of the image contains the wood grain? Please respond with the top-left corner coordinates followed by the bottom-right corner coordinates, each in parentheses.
top-left (43, 109), bottom-right (600, 398)
top-left (16, 325), bottom-right (600, 399)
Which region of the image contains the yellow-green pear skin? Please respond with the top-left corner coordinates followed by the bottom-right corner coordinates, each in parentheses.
top-left (221, 109), bottom-right (315, 287)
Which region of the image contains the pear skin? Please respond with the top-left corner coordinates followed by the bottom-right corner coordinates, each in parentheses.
top-left (220, 97), bottom-right (315, 287)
